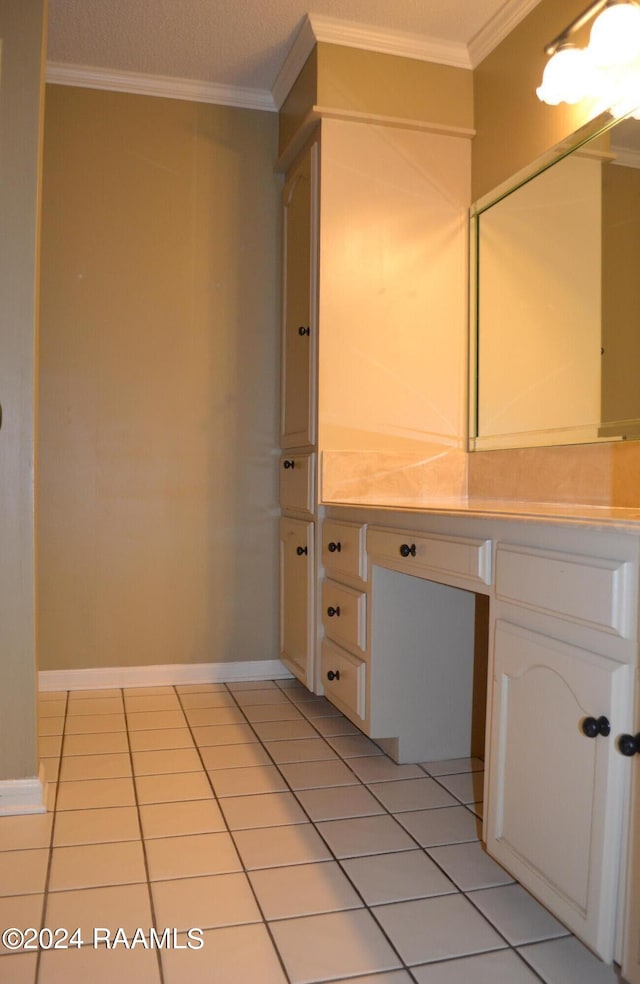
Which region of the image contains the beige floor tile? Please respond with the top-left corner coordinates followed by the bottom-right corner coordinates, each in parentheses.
top-left (174, 683), bottom-right (228, 694)
top-left (135, 771), bottom-right (212, 805)
top-left (335, 975), bottom-right (413, 984)
top-left (264, 738), bottom-right (339, 764)
top-left (146, 831), bottom-right (241, 880)
top-left (327, 734), bottom-right (385, 758)
top-left (0, 894), bottom-right (44, 952)
top-left (220, 791), bottom-right (307, 830)
top-left (411, 950), bottom-right (540, 984)
top-left (294, 784), bottom-right (385, 822)
top-left (199, 743), bottom-right (270, 771)
top-left (162, 923), bottom-right (287, 984)
top-left (395, 806), bottom-right (481, 847)
top-left (38, 718), bottom-right (64, 737)
top-left (56, 777), bottom-right (136, 812)
top-left (176, 692), bottom-right (237, 710)
top-left (227, 680), bottom-right (279, 691)
top-left (125, 710), bottom-right (186, 732)
top-left (152, 872), bottom-right (261, 931)
top-left (207, 765), bottom-right (288, 798)
top-left (131, 747), bottom-right (203, 776)
top-left (122, 686), bottom-right (176, 696)
top-left (68, 689), bottom-right (122, 700)
top-left (0, 848), bottom-right (48, 896)
top-left (49, 840), bottom-right (146, 891)
top-left (252, 719), bottom-right (318, 742)
top-left (38, 735), bottom-right (63, 758)
top-left (38, 943), bottom-right (162, 984)
top-left (179, 693), bottom-right (240, 711)
top-left (421, 757), bottom-right (485, 776)
top-left (66, 697), bottom-right (124, 716)
top-left (190, 722), bottom-right (257, 745)
top-left (270, 908), bottom-right (402, 982)
top-left (317, 815), bottom-right (416, 859)
top-left (368, 778), bottom-right (458, 813)
top-left (124, 694), bottom-right (181, 713)
top-left (341, 850), bottom-right (457, 905)
top-left (38, 699), bottom-right (67, 717)
top-left (53, 806), bottom-right (140, 847)
top-left (518, 936), bottom-right (622, 984)
top-left (308, 715), bottom-right (362, 737)
top-left (372, 894), bottom-right (506, 966)
top-left (427, 842), bottom-right (513, 892)
top-left (249, 860), bottom-right (362, 919)
top-left (183, 706), bottom-right (246, 727)
top-left (139, 799), bottom-right (225, 839)
top-left (39, 690), bottom-right (68, 701)
top-left (279, 759), bottom-right (359, 790)
top-left (0, 953), bottom-right (38, 983)
top-left (469, 883), bottom-right (569, 946)
top-left (233, 689), bottom-right (290, 707)
top-left (0, 812), bottom-right (53, 852)
top-left (348, 756), bottom-right (425, 783)
top-left (295, 699), bottom-right (343, 720)
top-left (435, 771), bottom-right (485, 805)
top-left (242, 703), bottom-right (304, 723)
top-left (64, 714), bottom-right (126, 735)
top-left (41, 758), bottom-right (60, 782)
top-left (59, 753), bottom-right (132, 782)
top-left (44, 883), bottom-right (153, 940)
top-left (62, 732), bottom-right (129, 756)
top-left (128, 728), bottom-right (194, 752)
top-left (233, 823), bottom-right (332, 870)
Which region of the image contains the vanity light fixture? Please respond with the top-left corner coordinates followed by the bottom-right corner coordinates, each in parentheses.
top-left (536, 0), bottom-right (640, 108)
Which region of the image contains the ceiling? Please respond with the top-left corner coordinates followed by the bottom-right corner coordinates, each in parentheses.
top-left (46, 0), bottom-right (542, 110)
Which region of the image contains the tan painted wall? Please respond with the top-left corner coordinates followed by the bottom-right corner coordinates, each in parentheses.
top-left (473, 0), bottom-right (601, 201)
top-left (0, 0), bottom-right (46, 781)
top-left (38, 87), bottom-right (281, 670)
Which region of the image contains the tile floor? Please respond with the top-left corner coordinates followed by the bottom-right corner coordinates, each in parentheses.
top-left (0, 678), bottom-right (625, 984)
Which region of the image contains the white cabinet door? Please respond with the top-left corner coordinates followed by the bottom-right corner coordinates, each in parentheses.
top-left (622, 669), bottom-right (640, 984)
top-left (486, 620), bottom-right (631, 961)
top-left (279, 517), bottom-right (314, 688)
top-left (281, 142), bottom-right (317, 449)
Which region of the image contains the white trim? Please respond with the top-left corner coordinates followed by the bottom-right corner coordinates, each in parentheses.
top-left (45, 62), bottom-right (276, 112)
top-left (315, 105), bottom-right (475, 139)
top-left (39, 660), bottom-right (293, 692)
top-left (309, 13), bottom-right (471, 70)
top-left (469, 0), bottom-right (545, 68)
top-left (611, 146), bottom-right (640, 169)
top-left (0, 769), bottom-right (46, 816)
top-left (272, 16), bottom-right (317, 109)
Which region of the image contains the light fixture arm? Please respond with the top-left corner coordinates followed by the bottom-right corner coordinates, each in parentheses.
top-left (545, 0), bottom-right (613, 55)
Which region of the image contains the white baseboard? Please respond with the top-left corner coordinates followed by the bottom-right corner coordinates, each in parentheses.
top-left (39, 659), bottom-right (293, 692)
top-left (0, 767), bottom-right (47, 816)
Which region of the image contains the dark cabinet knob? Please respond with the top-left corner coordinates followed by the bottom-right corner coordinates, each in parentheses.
top-left (328, 541), bottom-right (341, 553)
top-left (283, 459), bottom-right (295, 469)
top-left (400, 543), bottom-right (416, 558)
top-left (327, 606), bottom-right (341, 617)
top-left (296, 546), bottom-right (308, 556)
top-left (327, 670), bottom-right (340, 681)
top-left (298, 326), bottom-right (310, 336)
top-left (581, 715), bottom-right (611, 738)
top-left (618, 733), bottom-right (640, 756)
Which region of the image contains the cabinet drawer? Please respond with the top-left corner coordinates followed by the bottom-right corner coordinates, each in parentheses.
top-left (321, 639), bottom-right (366, 721)
top-left (321, 578), bottom-right (366, 654)
top-left (367, 527), bottom-right (492, 586)
top-left (279, 453), bottom-right (315, 515)
top-left (496, 544), bottom-right (632, 637)
top-left (322, 520), bottom-right (366, 582)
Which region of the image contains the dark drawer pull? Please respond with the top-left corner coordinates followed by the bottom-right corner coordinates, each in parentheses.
top-left (298, 326), bottom-right (310, 336)
top-left (400, 543), bottom-right (416, 558)
top-left (328, 541), bottom-right (341, 553)
top-left (581, 715), bottom-right (610, 738)
top-left (618, 733), bottom-right (640, 756)
top-left (327, 606), bottom-right (341, 617)
top-left (327, 670), bottom-right (340, 681)
top-left (296, 546), bottom-right (308, 556)
top-left (283, 459), bottom-right (295, 469)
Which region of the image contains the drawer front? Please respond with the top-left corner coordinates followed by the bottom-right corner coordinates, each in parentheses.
top-left (367, 527), bottom-right (492, 586)
top-left (322, 520), bottom-right (366, 582)
top-left (321, 639), bottom-right (366, 721)
top-left (496, 544), bottom-right (632, 637)
top-left (321, 578), bottom-right (366, 654)
top-left (279, 452), bottom-right (315, 515)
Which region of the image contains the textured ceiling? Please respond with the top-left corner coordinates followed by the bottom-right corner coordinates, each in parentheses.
top-left (47, 0), bottom-right (523, 94)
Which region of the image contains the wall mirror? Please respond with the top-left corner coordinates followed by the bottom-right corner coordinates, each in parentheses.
top-left (471, 109), bottom-right (640, 451)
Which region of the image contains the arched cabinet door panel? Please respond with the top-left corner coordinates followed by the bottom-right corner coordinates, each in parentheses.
top-left (486, 620), bottom-right (631, 962)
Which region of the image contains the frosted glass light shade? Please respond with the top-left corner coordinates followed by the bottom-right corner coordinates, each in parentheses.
top-left (536, 46), bottom-right (595, 104)
top-left (588, 2), bottom-right (640, 66)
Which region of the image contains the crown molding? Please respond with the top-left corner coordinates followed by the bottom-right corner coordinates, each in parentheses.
top-left (468, 0), bottom-right (545, 68)
top-left (45, 62), bottom-right (276, 112)
top-left (271, 16), bottom-right (317, 109)
top-left (611, 145), bottom-right (640, 169)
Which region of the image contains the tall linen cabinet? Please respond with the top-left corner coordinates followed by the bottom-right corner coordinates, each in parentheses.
top-left (278, 117), bottom-right (471, 692)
